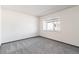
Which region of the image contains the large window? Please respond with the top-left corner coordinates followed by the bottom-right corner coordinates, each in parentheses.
top-left (43, 18), bottom-right (60, 31)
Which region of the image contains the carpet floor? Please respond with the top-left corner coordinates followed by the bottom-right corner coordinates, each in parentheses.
top-left (0, 36), bottom-right (79, 54)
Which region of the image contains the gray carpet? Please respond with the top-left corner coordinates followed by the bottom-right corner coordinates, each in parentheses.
top-left (0, 36), bottom-right (79, 54)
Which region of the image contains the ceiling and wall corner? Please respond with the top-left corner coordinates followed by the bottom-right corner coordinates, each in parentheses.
top-left (1, 5), bottom-right (79, 47)
top-left (2, 5), bottom-right (76, 17)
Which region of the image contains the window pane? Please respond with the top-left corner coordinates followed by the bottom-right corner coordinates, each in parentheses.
top-left (54, 21), bottom-right (60, 31)
top-left (47, 22), bottom-right (54, 31)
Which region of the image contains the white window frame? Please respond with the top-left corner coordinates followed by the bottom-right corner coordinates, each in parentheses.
top-left (43, 18), bottom-right (60, 32)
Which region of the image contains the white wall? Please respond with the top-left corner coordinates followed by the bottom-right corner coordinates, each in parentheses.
top-left (40, 6), bottom-right (79, 46)
top-left (2, 8), bottom-right (39, 43)
top-left (0, 6), bottom-right (2, 45)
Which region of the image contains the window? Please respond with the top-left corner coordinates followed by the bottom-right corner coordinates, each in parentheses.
top-left (47, 22), bottom-right (55, 31)
top-left (43, 18), bottom-right (60, 31)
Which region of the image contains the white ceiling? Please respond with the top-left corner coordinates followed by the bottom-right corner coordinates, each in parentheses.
top-left (2, 5), bottom-right (75, 17)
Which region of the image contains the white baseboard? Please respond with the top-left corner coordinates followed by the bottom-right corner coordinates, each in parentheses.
top-left (2, 34), bottom-right (39, 44)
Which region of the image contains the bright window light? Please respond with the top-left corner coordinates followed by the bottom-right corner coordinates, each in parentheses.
top-left (43, 18), bottom-right (60, 31)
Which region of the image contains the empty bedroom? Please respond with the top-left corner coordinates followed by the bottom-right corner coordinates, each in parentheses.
top-left (0, 5), bottom-right (79, 54)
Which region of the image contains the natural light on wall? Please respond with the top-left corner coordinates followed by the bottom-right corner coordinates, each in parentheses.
top-left (43, 18), bottom-right (60, 31)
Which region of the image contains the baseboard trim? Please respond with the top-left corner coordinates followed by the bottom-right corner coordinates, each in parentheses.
top-left (1, 35), bottom-right (79, 48)
top-left (40, 36), bottom-right (79, 48)
top-left (1, 36), bottom-right (40, 45)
